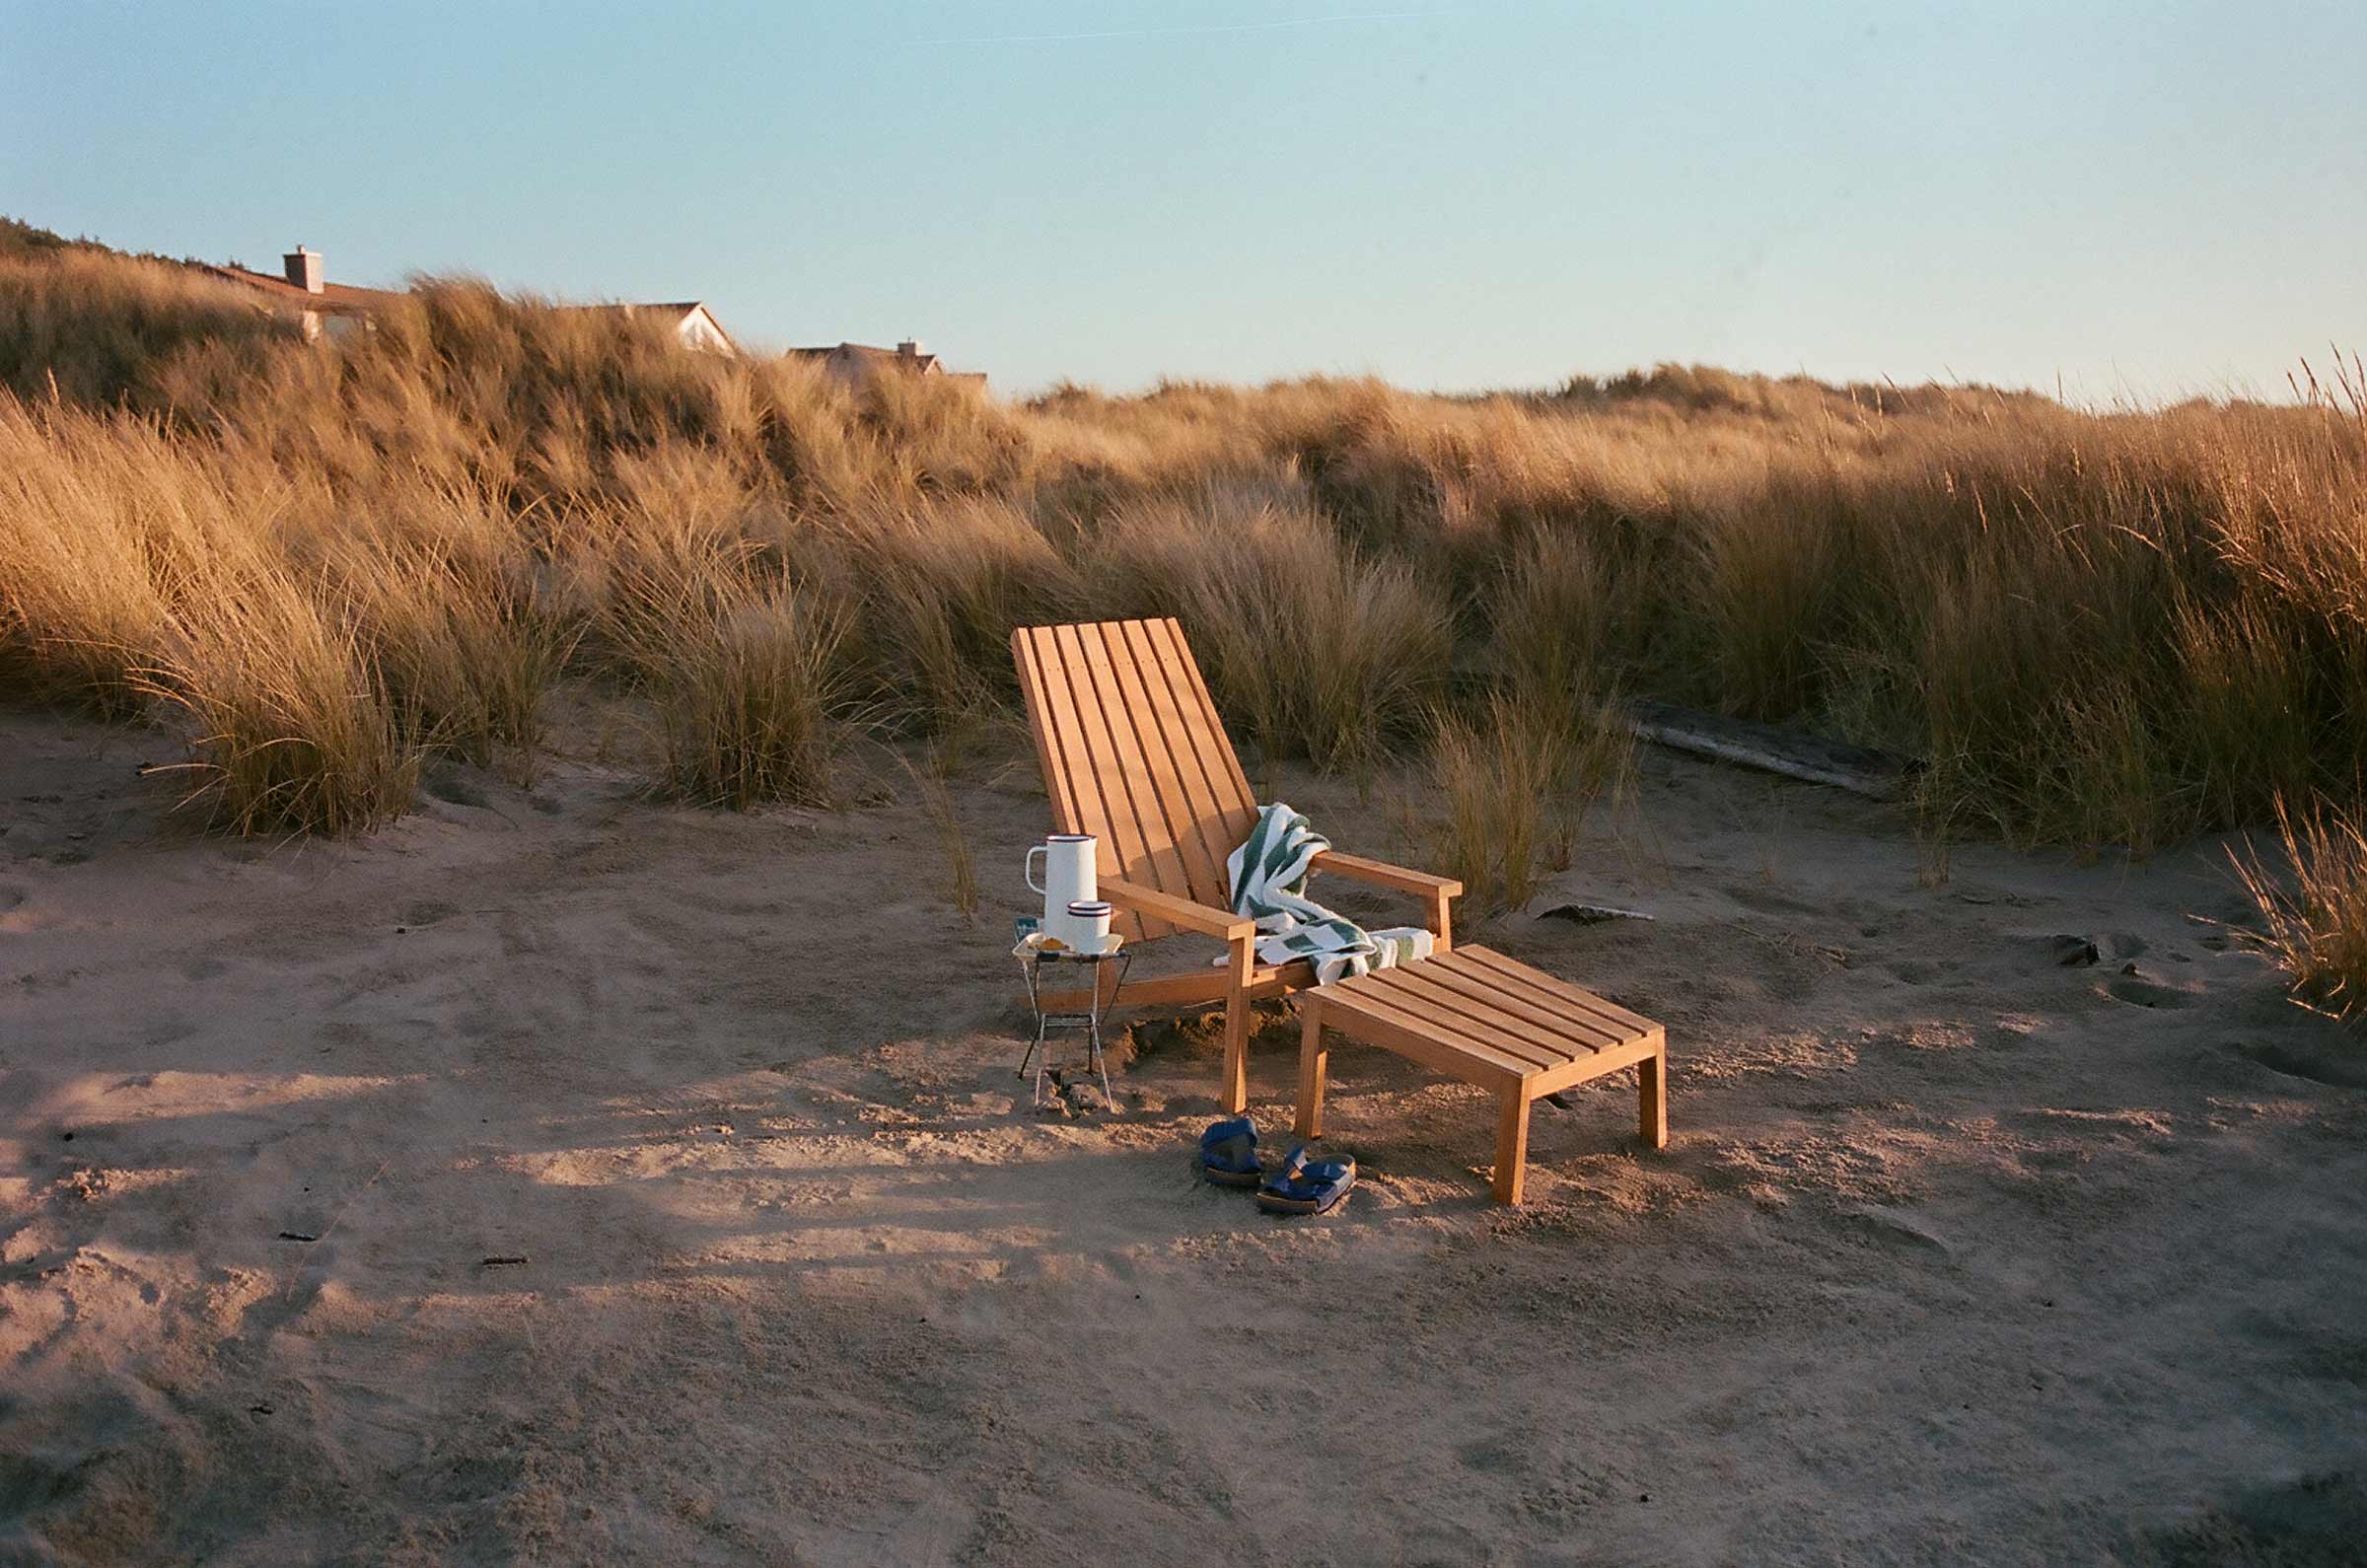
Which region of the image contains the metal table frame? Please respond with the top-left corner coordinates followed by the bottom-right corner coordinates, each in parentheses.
top-left (1016, 946), bottom-right (1133, 1111)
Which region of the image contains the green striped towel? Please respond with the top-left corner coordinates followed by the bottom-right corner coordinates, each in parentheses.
top-left (1226, 803), bottom-right (1433, 986)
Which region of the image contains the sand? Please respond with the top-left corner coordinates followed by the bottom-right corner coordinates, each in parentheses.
top-left (3, 705), bottom-right (2364, 1565)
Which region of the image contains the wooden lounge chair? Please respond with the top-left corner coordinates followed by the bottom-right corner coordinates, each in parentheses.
top-left (1011, 617), bottom-right (1462, 1112)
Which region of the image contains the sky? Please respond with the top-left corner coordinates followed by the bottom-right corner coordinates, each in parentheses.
top-left (6, 1), bottom-right (2363, 399)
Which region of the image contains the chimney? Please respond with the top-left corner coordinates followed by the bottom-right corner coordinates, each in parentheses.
top-left (283, 246), bottom-right (323, 294)
top-left (897, 337), bottom-right (922, 362)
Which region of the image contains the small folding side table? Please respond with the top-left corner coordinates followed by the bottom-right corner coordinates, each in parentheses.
top-left (1015, 942), bottom-right (1132, 1112)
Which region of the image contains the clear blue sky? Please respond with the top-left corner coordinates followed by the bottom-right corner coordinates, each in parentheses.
top-left (8, 1), bottom-right (2362, 398)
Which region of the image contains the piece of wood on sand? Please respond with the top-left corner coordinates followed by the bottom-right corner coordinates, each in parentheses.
top-left (1625, 699), bottom-right (1918, 801)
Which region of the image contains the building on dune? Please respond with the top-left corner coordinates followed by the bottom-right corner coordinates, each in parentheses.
top-left (197, 248), bottom-right (401, 343)
top-left (553, 300), bottom-right (738, 356)
top-left (201, 247), bottom-right (740, 356)
top-left (788, 338), bottom-right (986, 391)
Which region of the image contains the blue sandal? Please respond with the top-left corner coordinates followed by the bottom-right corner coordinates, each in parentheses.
top-left (1256, 1145), bottom-right (1356, 1215)
top-left (1198, 1116), bottom-right (1264, 1187)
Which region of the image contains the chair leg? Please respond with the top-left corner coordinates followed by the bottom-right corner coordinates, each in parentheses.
top-left (1493, 1089), bottom-right (1531, 1205)
top-left (1294, 1000), bottom-right (1327, 1139)
top-left (1221, 935), bottom-right (1253, 1114)
top-left (1638, 1046), bottom-right (1669, 1150)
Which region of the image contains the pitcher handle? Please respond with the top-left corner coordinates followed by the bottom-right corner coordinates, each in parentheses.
top-left (1025, 844), bottom-right (1046, 895)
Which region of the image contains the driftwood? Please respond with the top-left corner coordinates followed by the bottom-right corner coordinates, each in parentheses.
top-left (1625, 700), bottom-right (1917, 801)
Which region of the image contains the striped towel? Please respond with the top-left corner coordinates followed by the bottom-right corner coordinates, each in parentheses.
top-left (1226, 803), bottom-right (1433, 986)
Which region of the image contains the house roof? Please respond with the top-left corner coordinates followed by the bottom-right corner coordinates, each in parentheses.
top-left (199, 264), bottom-right (739, 353)
top-left (197, 262), bottom-right (404, 317)
top-left (564, 301), bottom-right (704, 321)
top-left (788, 341), bottom-right (949, 374)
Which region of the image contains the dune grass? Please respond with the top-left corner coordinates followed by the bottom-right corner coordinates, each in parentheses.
top-left (4, 240), bottom-right (2367, 867)
top-left (1433, 694), bottom-right (1636, 909)
top-left (2234, 800), bottom-right (2367, 1023)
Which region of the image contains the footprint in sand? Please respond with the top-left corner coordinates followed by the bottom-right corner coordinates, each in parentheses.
top-left (2234, 1040), bottom-right (2367, 1089)
top-left (1848, 1203), bottom-right (1953, 1255)
top-left (2105, 974), bottom-right (2194, 1010)
top-left (1456, 1436), bottom-right (1523, 1474)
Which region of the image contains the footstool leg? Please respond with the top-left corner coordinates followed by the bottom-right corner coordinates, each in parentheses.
top-left (1493, 1089), bottom-right (1531, 1205)
top-left (1294, 999), bottom-right (1327, 1139)
top-left (1639, 1043), bottom-right (1668, 1149)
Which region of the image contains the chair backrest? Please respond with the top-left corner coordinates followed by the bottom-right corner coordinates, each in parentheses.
top-left (1011, 617), bottom-right (1257, 942)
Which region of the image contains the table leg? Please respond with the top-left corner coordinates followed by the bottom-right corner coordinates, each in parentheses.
top-left (1294, 1000), bottom-right (1327, 1139)
top-left (1088, 979), bottom-right (1115, 1111)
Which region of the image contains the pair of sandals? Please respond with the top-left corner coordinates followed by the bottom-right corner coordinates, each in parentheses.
top-left (1198, 1116), bottom-right (1356, 1215)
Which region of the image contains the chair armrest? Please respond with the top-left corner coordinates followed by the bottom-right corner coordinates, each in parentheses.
top-left (1310, 850), bottom-right (1460, 952)
top-left (1310, 851), bottom-right (1464, 900)
top-left (1101, 877), bottom-right (1255, 943)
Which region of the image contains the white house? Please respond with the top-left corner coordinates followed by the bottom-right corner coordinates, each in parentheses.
top-left (561, 301), bottom-right (740, 356)
top-left (787, 338), bottom-right (986, 390)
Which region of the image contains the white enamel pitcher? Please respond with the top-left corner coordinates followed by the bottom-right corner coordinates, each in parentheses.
top-left (1025, 833), bottom-right (1099, 943)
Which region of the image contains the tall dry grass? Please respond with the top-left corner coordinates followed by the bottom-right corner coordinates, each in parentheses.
top-left (5, 238), bottom-right (2367, 862)
top-left (138, 565), bottom-right (420, 836)
top-left (2234, 800), bottom-right (2367, 1023)
top-left (1433, 694), bottom-right (1635, 909)
top-left (593, 520), bottom-right (850, 810)
top-left (1087, 481), bottom-right (1452, 772)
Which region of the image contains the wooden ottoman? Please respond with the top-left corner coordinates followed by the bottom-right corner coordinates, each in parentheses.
top-left (1292, 945), bottom-right (1667, 1205)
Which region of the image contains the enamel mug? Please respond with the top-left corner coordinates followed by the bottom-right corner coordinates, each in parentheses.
top-left (1065, 899), bottom-right (1113, 953)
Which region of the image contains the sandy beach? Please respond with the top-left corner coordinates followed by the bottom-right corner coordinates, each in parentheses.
top-left (4, 705), bottom-right (2364, 1564)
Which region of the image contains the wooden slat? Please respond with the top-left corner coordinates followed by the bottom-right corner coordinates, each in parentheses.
top-left (1396, 957), bottom-right (1634, 1053)
top-left (1449, 945), bottom-right (1656, 1031)
top-left (1526, 1033), bottom-right (1665, 1101)
top-left (1376, 962), bottom-right (1613, 1062)
top-left (1316, 989), bottom-right (1534, 1089)
top-left (1097, 620), bottom-right (1233, 908)
top-left (1070, 623), bottom-right (1193, 906)
top-left (1012, 627), bottom-right (1083, 833)
top-left (1057, 622), bottom-right (1173, 939)
top-left (1342, 970), bottom-right (1571, 1072)
top-left (1308, 987), bottom-right (1529, 1092)
top-left (1142, 617), bottom-right (1255, 825)
top-left (1453, 946), bottom-right (1660, 1038)
top-left (1112, 618), bottom-right (1242, 906)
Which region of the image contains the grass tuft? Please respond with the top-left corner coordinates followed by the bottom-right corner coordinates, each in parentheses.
top-left (2233, 799), bottom-right (2367, 1023)
top-left (1432, 694), bottom-right (1634, 909)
